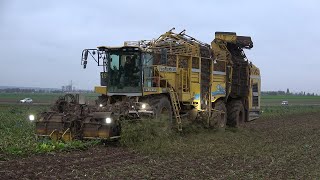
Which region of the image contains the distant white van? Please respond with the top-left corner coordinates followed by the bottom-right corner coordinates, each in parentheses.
top-left (281, 101), bottom-right (289, 106)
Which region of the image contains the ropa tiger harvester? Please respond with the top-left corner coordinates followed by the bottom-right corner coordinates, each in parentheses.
top-left (30, 28), bottom-right (261, 141)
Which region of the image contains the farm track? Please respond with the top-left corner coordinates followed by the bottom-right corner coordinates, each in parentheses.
top-left (0, 99), bottom-right (51, 105)
top-left (1, 112), bottom-right (320, 179)
top-left (0, 102), bottom-right (51, 106)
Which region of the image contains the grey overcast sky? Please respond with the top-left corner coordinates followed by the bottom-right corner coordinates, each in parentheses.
top-left (0, 0), bottom-right (319, 93)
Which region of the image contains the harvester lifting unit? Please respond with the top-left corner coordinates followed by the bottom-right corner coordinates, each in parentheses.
top-left (32, 28), bottom-right (261, 141)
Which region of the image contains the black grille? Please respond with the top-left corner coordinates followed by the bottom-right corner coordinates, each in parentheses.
top-left (252, 96), bottom-right (259, 107)
top-left (252, 83), bottom-right (258, 92)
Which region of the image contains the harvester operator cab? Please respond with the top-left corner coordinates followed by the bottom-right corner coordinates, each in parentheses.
top-left (81, 47), bottom-right (143, 95)
top-left (108, 49), bottom-right (141, 93)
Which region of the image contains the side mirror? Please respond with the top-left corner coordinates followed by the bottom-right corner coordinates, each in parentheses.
top-left (83, 50), bottom-right (89, 60)
top-left (82, 50), bottom-right (89, 69)
top-left (83, 60), bottom-right (87, 69)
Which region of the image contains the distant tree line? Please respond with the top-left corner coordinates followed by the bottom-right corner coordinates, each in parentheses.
top-left (262, 88), bottom-right (318, 96)
top-left (0, 88), bottom-right (93, 93)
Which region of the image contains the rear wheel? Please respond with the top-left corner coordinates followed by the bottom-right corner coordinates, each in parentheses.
top-left (227, 100), bottom-right (245, 127)
top-left (209, 100), bottom-right (227, 130)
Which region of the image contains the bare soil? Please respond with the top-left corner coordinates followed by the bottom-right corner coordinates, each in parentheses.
top-left (1, 112), bottom-right (320, 179)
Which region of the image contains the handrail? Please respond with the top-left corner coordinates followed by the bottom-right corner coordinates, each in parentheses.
top-left (143, 65), bottom-right (174, 89)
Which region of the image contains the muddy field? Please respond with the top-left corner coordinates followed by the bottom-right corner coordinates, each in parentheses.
top-left (1, 111), bottom-right (320, 179)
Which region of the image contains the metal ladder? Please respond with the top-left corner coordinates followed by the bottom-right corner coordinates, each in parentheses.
top-left (168, 87), bottom-right (182, 131)
top-left (181, 69), bottom-right (189, 92)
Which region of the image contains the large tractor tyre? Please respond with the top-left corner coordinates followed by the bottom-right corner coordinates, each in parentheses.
top-left (227, 100), bottom-right (245, 128)
top-left (154, 96), bottom-right (173, 124)
top-left (211, 100), bottom-right (227, 131)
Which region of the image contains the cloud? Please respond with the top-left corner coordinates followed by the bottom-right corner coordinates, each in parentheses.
top-left (0, 0), bottom-right (319, 93)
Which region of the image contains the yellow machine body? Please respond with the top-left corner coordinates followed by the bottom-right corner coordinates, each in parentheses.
top-left (34, 29), bottom-right (261, 142)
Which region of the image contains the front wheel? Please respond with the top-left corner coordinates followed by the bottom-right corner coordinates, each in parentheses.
top-left (151, 96), bottom-right (175, 131)
top-left (154, 96), bottom-right (173, 122)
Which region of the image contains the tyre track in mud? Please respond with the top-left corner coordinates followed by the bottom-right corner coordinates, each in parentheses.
top-left (0, 147), bottom-right (148, 179)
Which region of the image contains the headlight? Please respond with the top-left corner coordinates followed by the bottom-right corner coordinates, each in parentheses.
top-left (105, 117), bottom-right (112, 124)
top-left (141, 103), bottom-right (146, 109)
top-left (99, 104), bottom-right (103, 107)
top-left (29, 114), bottom-right (35, 121)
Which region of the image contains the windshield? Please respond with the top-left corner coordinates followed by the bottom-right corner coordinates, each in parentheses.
top-left (108, 50), bottom-right (141, 93)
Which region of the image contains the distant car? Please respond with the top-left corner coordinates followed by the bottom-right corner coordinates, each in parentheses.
top-left (281, 101), bottom-right (289, 106)
top-left (20, 98), bottom-right (33, 103)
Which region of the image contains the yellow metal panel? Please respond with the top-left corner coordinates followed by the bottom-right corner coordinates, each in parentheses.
top-left (191, 72), bottom-right (200, 83)
top-left (212, 75), bottom-right (226, 82)
top-left (211, 82), bottom-right (226, 102)
top-left (158, 71), bottom-right (176, 89)
top-left (249, 77), bottom-right (261, 110)
top-left (94, 86), bottom-right (107, 95)
top-left (143, 87), bottom-right (162, 95)
top-left (190, 82), bottom-right (201, 110)
top-left (181, 93), bottom-right (193, 102)
top-left (249, 64), bottom-right (261, 110)
top-left (215, 32), bottom-right (237, 43)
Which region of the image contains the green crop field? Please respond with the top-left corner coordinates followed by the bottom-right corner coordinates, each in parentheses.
top-left (261, 95), bottom-right (320, 106)
top-left (1, 103), bottom-right (319, 157)
top-left (1, 95), bottom-right (320, 179)
top-left (0, 104), bottom-right (98, 158)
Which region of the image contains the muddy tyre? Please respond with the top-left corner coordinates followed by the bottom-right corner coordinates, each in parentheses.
top-left (227, 100), bottom-right (245, 127)
top-left (213, 100), bottom-right (227, 130)
top-left (154, 97), bottom-right (173, 123)
top-left (209, 100), bottom-right (227, 130)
